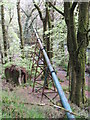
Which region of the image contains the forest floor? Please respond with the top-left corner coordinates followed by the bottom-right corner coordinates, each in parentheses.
top-left (1, 66), bottom-right (89, 118)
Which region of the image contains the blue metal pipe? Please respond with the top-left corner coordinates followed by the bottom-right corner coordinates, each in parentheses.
top-left (33, 28), bottom-right (75, 119)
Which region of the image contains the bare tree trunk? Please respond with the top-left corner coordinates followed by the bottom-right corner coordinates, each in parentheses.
top-left (17, 0), bottom-right (24, 58)
top-left (1, 5), bottom-right (7, 64)
top-left (0, 45), bottom-right (3, 64)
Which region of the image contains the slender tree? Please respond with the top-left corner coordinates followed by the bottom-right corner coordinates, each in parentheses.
top-left (33, 0), bottom-right (51, 59)
top-left (0, 45), bottom-right (3, 64)
top-left (33, 0), bottom-right (53, 87)
top-left (17, 0), bottom-right (24, 58)
top-left (75, 2), bottom-right (89, 105)
top-left (1, 5), bottom-right (8, 64)
top-left (48, 0), bottom-right (56, 59)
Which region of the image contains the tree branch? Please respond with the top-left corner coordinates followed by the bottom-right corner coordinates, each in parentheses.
top-left (28, 14), bottom-right (38, 30)
top-left (87, 29), bottom-right (90, 33)
top-left (70, 2), bottom-right (78, 12)
top-left (33, 0), bottom-right (43, 21)
top-left (21, 7), bottom-right (36, 19)
top-left (20, 7), bottom-right (29, 17)
top-left (49, 2), bottom-right (64, 17)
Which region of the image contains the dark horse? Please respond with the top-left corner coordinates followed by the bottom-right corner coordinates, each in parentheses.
top-left (5, 65), bottom-right (27, 85)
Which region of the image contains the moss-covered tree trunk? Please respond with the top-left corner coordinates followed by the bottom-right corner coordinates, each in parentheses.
top-left (46, 1), bottom-right (51, 60)
top-left (64, 2), bottom-right (89, 106)
top-left (48, 0), bottom-right (56, 61)
top-left (75, 2), bottom-right (89, 105)
top-left (49, 0), bottom-right (89, 106)
top-left (1, 5), bottom-right (7, 64)
top-left (17, 0), bottom-right (24, 58)
top-left (64, 2), bottom-right (77, 103)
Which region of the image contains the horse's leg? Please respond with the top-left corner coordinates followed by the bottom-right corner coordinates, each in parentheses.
top-left (18, 68), bottom-right (22, 85)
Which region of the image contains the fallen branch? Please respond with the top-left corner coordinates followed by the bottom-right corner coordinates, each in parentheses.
top-left (2, 97), bottom-right (80, 116)
top-left (21, 101), bottom-right (78, 116)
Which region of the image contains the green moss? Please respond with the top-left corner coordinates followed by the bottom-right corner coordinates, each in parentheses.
top-left (85, 85), bottom-right (90, 92)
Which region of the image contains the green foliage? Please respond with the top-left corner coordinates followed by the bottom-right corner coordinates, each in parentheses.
top-left (62, 86), bottom-right (69, 92)
top-left (85, 85), bottom-right (90, 92)
top-left (59, 79), bottom-right (64, 82)
top-left (0, 64), bottom-right (3, 75)
top-left (1, 74), bottom-right (5, 80)
top-left (3, 62), bottom-right (13, 68)
top-left (0, 0), bottom-right (15, 9)
top-left (86, 42), bottom-right (90, 65)
top-left (52, 18), bottom-right (68, 67)
top-left (2, 91), bottom-right (45, 118)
